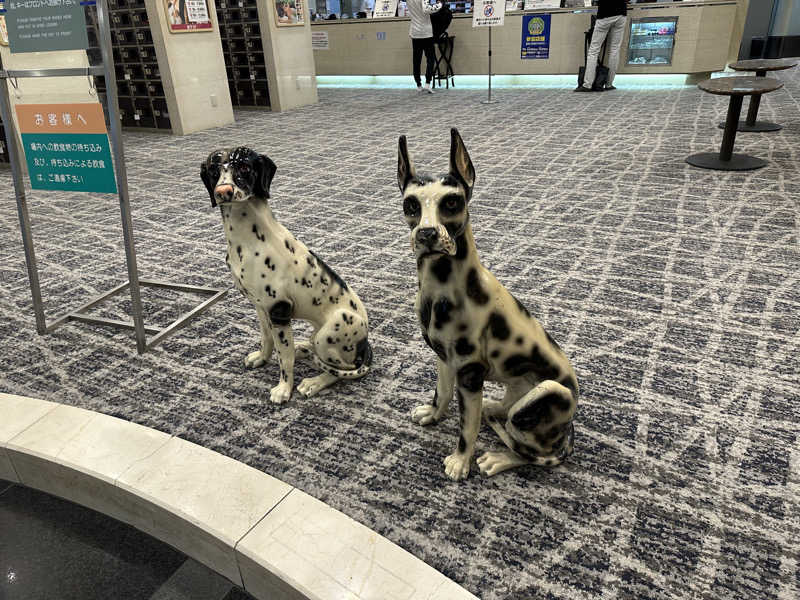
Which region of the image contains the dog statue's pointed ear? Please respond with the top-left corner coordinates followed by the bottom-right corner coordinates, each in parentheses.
top-left (397, 135), bottom-right (416, 193)
top-left (448, 128), bottom-right (475, 201)
top-left (254, 154), bottom-right (277, 199)
top-left (200, 161), bottom-right (217, 208)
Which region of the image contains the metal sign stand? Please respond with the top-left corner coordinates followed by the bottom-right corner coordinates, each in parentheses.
top-left (481, 27), bottom-right (498, 105)
top-left (0, 0), bottom-right (226, 354)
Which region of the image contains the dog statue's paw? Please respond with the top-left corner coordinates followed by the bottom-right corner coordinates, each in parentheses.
top-left (443, 452), bottom-right (472, 481)
top-left (297, 373), bottom-right (338, 398)
top-left (477, 450), bottom-right (527, 477)
top-left (269, 383), bottom-right (292, 404)
top-left (244, 350), bottom-right (269, 369)
top-left (411, 404), bottom-right (440, 426)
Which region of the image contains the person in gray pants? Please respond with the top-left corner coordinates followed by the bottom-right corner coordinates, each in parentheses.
top-left (576, 0), bottom-right (629, 92)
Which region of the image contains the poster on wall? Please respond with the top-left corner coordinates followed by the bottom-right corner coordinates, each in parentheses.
top-left (0, 2), bottom-right (8, 47)
top-left (373, 0), bottom-right (398, 18)
top-left (164, 0), bottom-right (213, 32)
top-left (521, 14), bottom-right (550, 59)
top-left (472, 0), bottom-right (505, 28)
top-left (311, 30), bottom-right (329, 49)
top-left (504, 0), bottom-right (523, 11)
top-left (275, 0), bottom-right (305, 26)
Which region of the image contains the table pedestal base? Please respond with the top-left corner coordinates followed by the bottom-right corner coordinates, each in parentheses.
top-left (717, 120), bottom-right (782, 132)
top-left (686, 152), bottom-right (767, 171)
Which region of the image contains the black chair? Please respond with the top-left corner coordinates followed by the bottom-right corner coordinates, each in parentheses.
top-left (433, 34), bottom-right (455, 89)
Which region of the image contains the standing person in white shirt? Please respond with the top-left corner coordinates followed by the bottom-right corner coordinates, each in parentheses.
top-left (407, 0), bottom-right (442, 93)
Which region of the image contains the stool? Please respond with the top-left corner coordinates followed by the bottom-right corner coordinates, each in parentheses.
top-left (717, 58), bottom-right (797, 132)
top-left (687, 76), bottom-right (783, 171)
top-left (433, 34), bottom-right (454, 89)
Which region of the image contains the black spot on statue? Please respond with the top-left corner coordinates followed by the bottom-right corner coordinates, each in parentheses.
top-left (432, 389), bottom-right (439, 408)
top-left (284, 239), bottom-right (295, 254)
top-left (350, 300), bottom-right (358, 311)
top-left (454, 233), bottom-right (469, 260)
top-left (430, 255), bottom-right (452, 283)
top-left (490, 350), bottom-right (500, 359)
top-left (488, 312), bottom-right (510, 340)
top-left (327, 337), bottom-right (334, 344)
top-left (458, 323), bottom-right (468, 332)
top-left (466, 269), bottom-right (489, 305)
top-left (430, 339), bottom-right (447, 361)
top-left (252, 224), bottom-right (265, 242)
top-left (457, 362), bottom-right (486, 393)
top-left (515, 336), bottom-right (523, 345)
top-left (511, 393), bottom-right (572, 431)
top-left (269, 301), bottom-right (293, 326)
top-left (419, 297), bottom-right (433, 329)
top-left (503, 346), bottom-right (560, 379)
top-left (433, 298), bottom-right (453, 329)
top-left (354, 338), bottom-right (372, 368)
top-left (458, 435), bottom-right (467, 453)
top-left (455, 337), bottom-right (475, 356)
top-left (236, 245), bottom-right (242, 259)
top-left (308, 249), bottom-right (349, 291)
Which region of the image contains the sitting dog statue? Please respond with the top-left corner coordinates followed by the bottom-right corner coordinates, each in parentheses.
top-left (201, 147), bottom-right (372, 403)
top-left (398, 129), bottom-right (579, 480)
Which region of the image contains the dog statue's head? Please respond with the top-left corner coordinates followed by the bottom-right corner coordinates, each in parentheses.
top-left (200, 146), bottom-right (277, 208)
top-left (397, 128), bottom-right (476, 262)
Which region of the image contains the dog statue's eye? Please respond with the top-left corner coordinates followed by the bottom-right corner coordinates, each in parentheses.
top-left (440, 194), bottom-right (463, 214)
top-left (403, 196), bottom-right (420, 217)
top-left (239, 164), bottom-right (251, 174)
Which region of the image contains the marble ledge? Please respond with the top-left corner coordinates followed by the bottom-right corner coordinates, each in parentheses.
top-left (0, 393), bottom-right (478, 600)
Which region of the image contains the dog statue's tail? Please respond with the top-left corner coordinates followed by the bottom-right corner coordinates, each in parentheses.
top-left (311, 338), bottom-right (373, 380)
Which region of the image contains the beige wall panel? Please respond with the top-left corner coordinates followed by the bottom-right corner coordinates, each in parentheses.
top-left (145, 0), bottom-right (234, 135)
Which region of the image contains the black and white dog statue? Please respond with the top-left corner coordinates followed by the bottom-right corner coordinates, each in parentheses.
top-left (398, 129), bottom-right (579, 480)
top-left (201, 147), bottom-right (372, 404)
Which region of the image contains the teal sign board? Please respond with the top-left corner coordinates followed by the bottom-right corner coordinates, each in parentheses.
top-left (17, 103), bottom-right (117, 194)
top-left (21, 133), bottom-right (118, 193)
top-left (6, 0), bottom-right (88, 53)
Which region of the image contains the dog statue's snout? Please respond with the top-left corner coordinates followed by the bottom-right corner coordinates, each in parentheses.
top-left (415, 227), bottom-right (439, 248)
top-left (215, 184), bottom-right (234, 202)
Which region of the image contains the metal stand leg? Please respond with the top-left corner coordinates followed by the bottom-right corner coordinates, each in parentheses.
top-left (688, 95), bottom-right (767, 171)
top-left (0, 75), bottom-right (47, 334)
top-left (717, 69), bottom-right (782, 132)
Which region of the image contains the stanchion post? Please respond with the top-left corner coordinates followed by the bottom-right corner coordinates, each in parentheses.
top-left (481, 26), bottom-right (498, 105)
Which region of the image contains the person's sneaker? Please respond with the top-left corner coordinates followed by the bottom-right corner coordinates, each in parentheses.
top-left (574, 85), bottom-right (592, 92)
top-left (417, 85), bottom-right (423, 92)
top-left (423, 84), bottom-right (434, 94)
top-left (604, 85), bottom-right (617, 91)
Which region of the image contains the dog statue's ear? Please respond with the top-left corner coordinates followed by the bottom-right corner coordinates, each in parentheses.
top-left (200, 161), bottom-right (217, 208)
top-left (448, 128), bottom-right (475, 201)
top-left (397, 135), bottom-right (416, 193)
top-left (254, 154), bottom-right (277, 199)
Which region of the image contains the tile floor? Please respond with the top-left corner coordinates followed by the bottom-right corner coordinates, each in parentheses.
top-left (0, 480), bottom-right (254, 600)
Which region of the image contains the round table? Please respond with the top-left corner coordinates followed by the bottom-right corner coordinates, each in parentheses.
top-left (717, 58), bottom-right (797, 132)
top-left (688, 76), bottom-right (784, 171)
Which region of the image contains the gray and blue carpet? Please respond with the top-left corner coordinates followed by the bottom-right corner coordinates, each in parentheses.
top-left (1, 68), bottom-right (799, 599)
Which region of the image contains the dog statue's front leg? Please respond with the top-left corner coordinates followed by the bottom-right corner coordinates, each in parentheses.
top-left (267, 301), bottom-right (295, 404)
top-left (411, 358), bottom-right (454, 426)
top-left (443, 362), bottom-right (486, 481)
top-left (245, 309), bottom-right (275, 369)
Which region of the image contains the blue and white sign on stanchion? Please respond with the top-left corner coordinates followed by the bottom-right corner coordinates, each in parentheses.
top-left (473, 0), bottom-right (505, 104)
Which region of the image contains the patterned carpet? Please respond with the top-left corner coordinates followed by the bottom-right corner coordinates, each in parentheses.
top-left (1, 68), bottom-right (799, 600)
